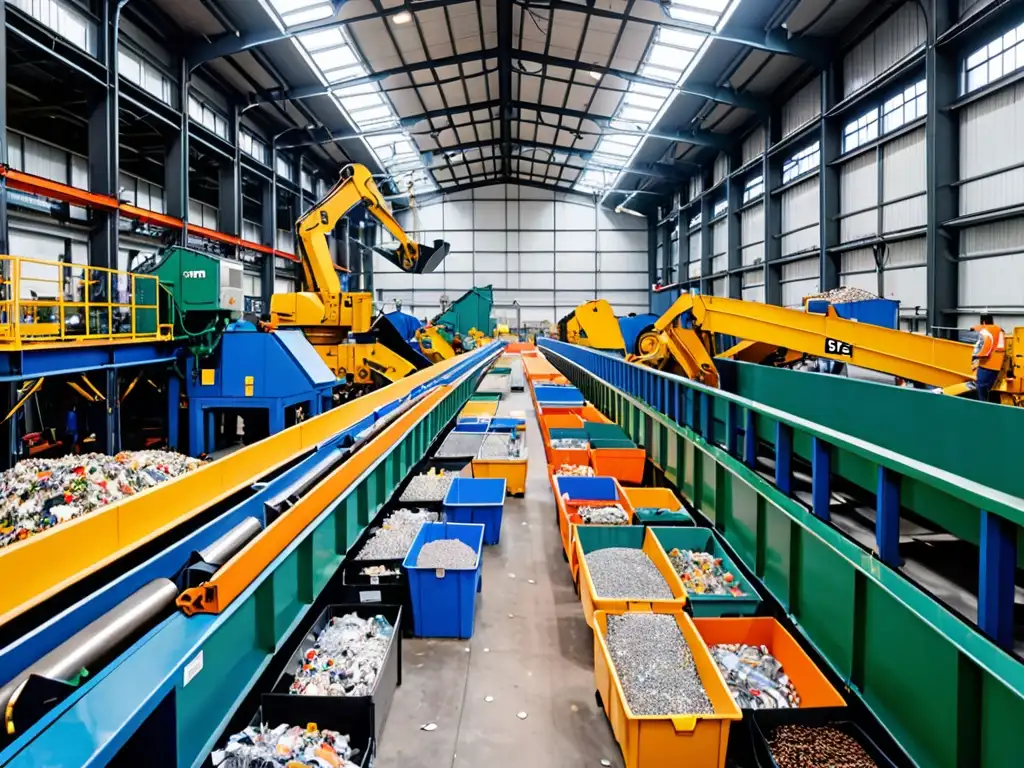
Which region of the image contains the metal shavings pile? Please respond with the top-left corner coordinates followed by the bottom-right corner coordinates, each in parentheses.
top-left (212, 722), bottom-right (359, 767)
top-left (435, 432), bottom-right (486, 458)
top-left (606, 613), bottom-right (713, 716)
top-left (709, 644), bottom-right (800, 709)
top-left (289, 613), bottom-right (394, 697)
top-left (769, 725), bottom-right (880, 768)
top-left (0, 450), bottom-right (204, 548)
top-left (478, 433), bottom-right (524, 459)
top-left (415, 538), bottom-right (478, 569)
top-left (667, 548), bottom-right (746, 597)
top-left (805, 286), bottom-right (880, 303)
top-left (585, 547), bottom-right (673, 598)
top-left (550, 438), bottom-right (588, 450)
top-left (553, 464), bottom-right (594, 477)
top-left (354, 508), bottom-right (438, 560)
top-left (400, 471), bottom-right (455, 503)
top-left (578, 504), bottom-right (630, 525)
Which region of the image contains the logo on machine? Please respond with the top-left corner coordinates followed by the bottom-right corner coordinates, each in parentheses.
top-left (183, 270), bottom-right (207, 279)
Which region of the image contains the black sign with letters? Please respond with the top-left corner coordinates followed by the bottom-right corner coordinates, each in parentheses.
top-left (825, 338), bottom-right (853, 356)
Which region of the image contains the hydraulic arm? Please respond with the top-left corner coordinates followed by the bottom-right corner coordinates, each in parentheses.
top-left (633, 294), bottom-right (1021, 403)
top-left (558, 300), bottom-right (626, 353)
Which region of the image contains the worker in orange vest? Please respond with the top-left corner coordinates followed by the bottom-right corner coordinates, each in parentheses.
top-left (971, 313), bottom-right (1006, 402)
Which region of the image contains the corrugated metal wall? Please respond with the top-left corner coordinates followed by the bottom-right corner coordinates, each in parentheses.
top-left (711, 218), bottom-right (727, 277)
top-left (839, 151), bottom-right (878, 242)
top-left (375, 184), bottom-right (649, 323)
top-left (781, 177), bottom-right (820, 256)
top-left (882, 128), bottom-right (927, 233)
top-left (713, 153), bottom-right (729, 186)
top-left (740, 203), bottom-right (764, 266)
top-left (689, 175), bottom-right (703, 201)
top-left (842, 2), bottom-right (926, 97)
top-left (742, 130), bottom-right (764, 166)
top-left (780, 257), bottom-right (820, 307)
top-left (687, 228), bottom-right (702, 279)
top-left (782, 79), bottom-right (821, 138)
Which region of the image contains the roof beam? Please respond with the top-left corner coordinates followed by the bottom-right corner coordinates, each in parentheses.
top-left (498, 0), bottom-right (513, 178)
top-left (421, 138), bottom-right (592, 161)
top-left (187, 0), bottom-right (471, 68)
top-left (713, 26), bottom-right (829, 67)
top-left (512, 50), bottom-right (768, 112)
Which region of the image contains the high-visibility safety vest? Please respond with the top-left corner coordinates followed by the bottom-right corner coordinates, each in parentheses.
top-left (973, 324), bottom-right (1006, 371)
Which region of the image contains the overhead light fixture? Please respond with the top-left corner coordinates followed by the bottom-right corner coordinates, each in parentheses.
top-left (589, 71), bottom-right (602, 80)
top-left (393, 10), bottom-right (412, 24)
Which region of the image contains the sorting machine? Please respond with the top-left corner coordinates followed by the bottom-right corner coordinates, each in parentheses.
top-left (0, 342), bottom-right (501, 767)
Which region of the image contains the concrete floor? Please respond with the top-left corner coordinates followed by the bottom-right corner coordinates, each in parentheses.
top-left (375, 389), bottom-right (623, 768)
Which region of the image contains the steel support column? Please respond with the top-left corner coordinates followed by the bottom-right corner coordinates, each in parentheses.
top-left (927, 0), bottom-right (959, 338)
top-left (819, 67), bottom-right (841, 291)
top-left (763, 118), bottom-right (782, 305)
top-left (700, 169), bottom-right (712, 294)
top-left (88, 0), bottom-right (119, 269)
top-left (105, 368), bottom-right (120, 455)
top-left (260, 176), bottom-right (275, 310)
top-left (167, 372), bottom-right (180, 451)
top-left (978, 509), bottom-right (1016, 650)
top-left (0, 0), bottom-right (8, 257)
top-left (217, 106), bottom-right (242, 245)
top-left (650, 217), bottom-right (661, 309)
top-left (497, 0), bottom-right (513, 177)
top-left (167, 58), bottom-right (190, 241)
top-left (727, 149), bottom-right (742, 298)
top-left (876, 466), bottom-right (902, 567)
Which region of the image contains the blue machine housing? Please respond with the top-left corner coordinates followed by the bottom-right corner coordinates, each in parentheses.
top-left (185, 324), bottom-right (337, 455)
top-left (805, 297), bottom-right (899, 329)
top-left (617, 313), bottom-right (659, 356)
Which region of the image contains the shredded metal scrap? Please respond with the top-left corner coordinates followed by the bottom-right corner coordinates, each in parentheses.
top-left (585, 547), bottom-right (673, 599)
top-left (354, 508), bottom-right (438, 561)
top-left (435, 432), bottom-right (486, 459)
top-left (606, 613), bottom-right (713, 716)
top-left (578, 504), bottom-right (630, 525)
top-left (415, 538), bottom-right (478, 569)
top-left (805, 286), bottom-right (880, 303)
top-left (550, 438), bottom-right (588, 450)
top-left (709, 643), bottom-right (800, 709)
top-left (478, 432), bottom-right (525, 459)
top-left (212, 723), bottom-right (359, 767)
top-left (400, 471), bottom-right (455, 503)
top-left (290, 613), bottom-right (394, 697)
top-left (0, 450), bottom-right (203, 548)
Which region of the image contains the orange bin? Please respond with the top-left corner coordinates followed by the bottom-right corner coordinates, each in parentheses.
top-left (505, 341), bottom-right (535, 353)
top-left (579, 404), bottom-right (613, 424)
top-left (590, 446), bottom-right (646, 484)
top-left (561, 498), bottom-right (638, 582)
top-left (593, 608), bottom-right (741, 768)
top-left (691, 617), bottom-right (847, 709)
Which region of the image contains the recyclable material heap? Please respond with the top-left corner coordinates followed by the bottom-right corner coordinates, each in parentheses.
top-left (578, 504), bottom-right (630, 525)
top-left (399, 470), bottom-right (456, 503)
top-left (585, 547), bottom-right (673, 598)
top-left (434, 432), bottom-right (486, 458)
top-left (0, 450), bottom-right (204, 548)
top-left (289, 613), bottom-right (394, 697)
top-left (213, 723), bottom-right (359, 767)
top-left (550, 438), bottom-right (588, 450)
top-left (668, 548), bottom-right (746, 597)
top-left (805, 286), bottom-right (880, 303)
top-left (768, 724), bottom-right (880, 768)
top-left (607, 613), bottom-right (713, 716)
top-left (709, 644), bottom-right (800, 709)
top-left (553, 464), bottom-right (593, 477)
top-left (478, 433), bottom-right (524, 459)
top-left (354, 508), bottom-right (439, 561)
top-left (415, 538), bottom-right (477, 569)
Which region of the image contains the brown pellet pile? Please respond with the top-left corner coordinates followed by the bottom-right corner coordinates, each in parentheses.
top-left (769, 725), bottom-right (880, 768)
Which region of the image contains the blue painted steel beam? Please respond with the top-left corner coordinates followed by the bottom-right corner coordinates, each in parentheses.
top-left (744, 407), bottom-right (757, 469)
top-left (876, 466), bottom-right (902, 567)
top-left (699, 392), bottom-right (712, 440)
top-left (167, 374), bottom-right (180, 452)
top-left (775, 422), bottom-right (793, 495)
top-left (978, 510), bottom-right (1017, 650)
top-left (810, 436), bottom-right (831, 521)
top-left (725, 401), bottom-right (739, 455)
top-left (0, 344), bottom-right (180, 380)
top-left (714, 26), bottom-right (829, 67)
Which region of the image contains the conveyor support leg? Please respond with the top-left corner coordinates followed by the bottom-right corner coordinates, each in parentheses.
top-left (744, 408), bottom-right (757, 469)
top-left (979, 510), bottom-right (1016, 650)
top-left (167, 374), bottom-right (180, 451)
top-left (875, 466), bottom-right (901, 567)
top-left (106, 368), bottom-right (120, 454)
top-left (811, 437), bottom-right (831, 521)
top-left (775, 423), bottom-right (792, 494)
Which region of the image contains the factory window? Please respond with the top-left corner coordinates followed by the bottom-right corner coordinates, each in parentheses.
top-left (842, 108), bottom-right (879, 152)
top-left (881, 79), bottom-right (926, 132)
top-left (188, 95), bottom-right (228, 139)
top-left (688, 212), bottom-right (702, 230)
top-left (743, 174), bottom-right (764, 203)
top-left (119, 48), bottom-right (175, 106)
top-left (276, 156), bottom-right (294, 182)
top-left (712, 198), bottom-right (728, 218)
top-left (781, 142), bottom-right (820, 184)
top-left (11, 0), bottom-right (95, 54)
top-left (240, 129), bottom-right (268, 164)
top-left (964, 22), bottom-right (1024, 93)
top-left (301, 169), bottom-right (314, 193)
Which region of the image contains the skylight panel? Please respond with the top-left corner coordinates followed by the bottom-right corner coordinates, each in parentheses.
top-left (657, 28), bottom-right (706, 51)
top-left (617, 106), bottom-right (656, 125)
top-left (667, 5), bottom-right (719, 26)
top-left (647, 44), bottom-right (693, 71)
top-left (629, 82), bottom-right (673, 99)
top-left (323, 64), bottom-right (367, 83)
top-left (624, 92), bottom-right (667, 111)
top-left (312, 46), bottom-right (359, 72)
top-left (298, 28), bottom-right (345, 51)
top-left (333, 83), bottom-right (377, 98)
top-left (596, 140), bottom-right (634, 157)
top-left (640, 63), bottom-right (686, 83)
top-left (281, 5), bottom-right (333, 25)
top-left (338, 92), bottom-right (384, 112)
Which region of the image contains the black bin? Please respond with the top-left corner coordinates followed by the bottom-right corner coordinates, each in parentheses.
top-left (266, 604), bottom-right (402, 753)
top-left (750, 707), bottom-right (901, 768)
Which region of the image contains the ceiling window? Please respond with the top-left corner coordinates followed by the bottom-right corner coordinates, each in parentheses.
top-left (781, 142), bottom-right (820, 184)
top-left (240, 129), bottom-right (268, 164)
top-left (11, 0), bottom-right (96, 54)
top-left (742, 174), bottom-right (764, 203)
top-left (882, 79), bottom-right (926, 133)
top-left (576, 2), bottom-right (737, 195)
top-left (276, 155), bottom-right (294, 181)
top-left (842, 108), bottom-right (879, 153)
top-left (964, 22), bottom-right (1024, 93)
top-left (263, 0), bottom-right (335, 28)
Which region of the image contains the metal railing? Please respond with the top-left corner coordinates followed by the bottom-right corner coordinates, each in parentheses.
top-left (0, 255), bottom-right (173, 347)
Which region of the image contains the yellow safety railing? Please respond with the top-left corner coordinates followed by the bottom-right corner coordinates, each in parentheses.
top-left (0, 255), bottom-right (173, 348)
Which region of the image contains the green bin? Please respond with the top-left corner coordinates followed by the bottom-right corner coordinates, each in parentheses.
top-left (583, 423), bottom-right (630, 441)
top-left (589, 438), bottom-right (637, 449)
top-left (549, 427), bottom-right (589, 440)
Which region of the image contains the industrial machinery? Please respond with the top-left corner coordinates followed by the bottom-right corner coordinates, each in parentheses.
top-left (558, 300), bottom-right (626, 353)
top-left (270, 164), bottom-right (450, 384)
top-left (631, 293), bottom-right (1023, 405)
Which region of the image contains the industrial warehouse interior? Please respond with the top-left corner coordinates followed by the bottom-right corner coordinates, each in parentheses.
top-left (0, 0), bottom-right (1020, 766)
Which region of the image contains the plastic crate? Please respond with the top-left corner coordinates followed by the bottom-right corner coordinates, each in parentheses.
top-left (750, 707), bottom-right (900, 768)
top-left (651, 528), bottom-right (763, 617)
top-left (589, 437), bottom-right (637, 449)
top-left (542, 413), bottom-right (585, 431)
top-left (460, 400), bottom-right (500, 417)
top-left (575, 526), bottom-right (687, 627)
top-left (553, 475), bottom-right (626, 562)
top-left (579, 404), bottom-right (612, 423)
top-left (472, 457), bottom-right (527, 496)
top-left (692, 617), bottom-right (846, 710)
top-left (590, 445), bottom-right (646, 484)
top-left (584, 423), bottom-right (630, 441)
top-left (403, 521), bottom-right (485, 638)
top-left (469, 392), bottom-right (502, 402)
top-left (593, 608), bottom-right (741, 768)
top-left (490, 366), bottom-right (512, 374)
top-left (623, 487), bottom-right (694, 526)
top-left (488, 417), bottom-right (526, 432)
top-left (443, 477), bottom-right (507, 545)
top-left (267, 604), bottom-right (403, 749)
top-left (455, 417), bottom-right (491, 433)
top-left (535, 385), bottom-right (584, 406)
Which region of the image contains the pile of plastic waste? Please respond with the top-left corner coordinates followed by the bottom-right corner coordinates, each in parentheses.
top-left (212, 723), bottom-right (360, 767)
top-left (709, 643), bottom-right (800, 709)
top-left (289, 613), bottom-right (394, 697)
top-left (0, 450), bottom-right (204, 548)
top-left (667, 548), bottom-right (746, 597)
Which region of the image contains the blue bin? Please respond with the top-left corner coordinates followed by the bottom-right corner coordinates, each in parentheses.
top-left (403, 521), bottom-right (485, 638)
top-left (488, 417), bottom-right (525, 432)
top-left (455, 417), bottom-right (491, 433)
top-left (534, 384), bottom-right (585, 406)
top-left (553, 475), bottom-right (619, 502)
top-left (443, 477), bottom-right (507, 545)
